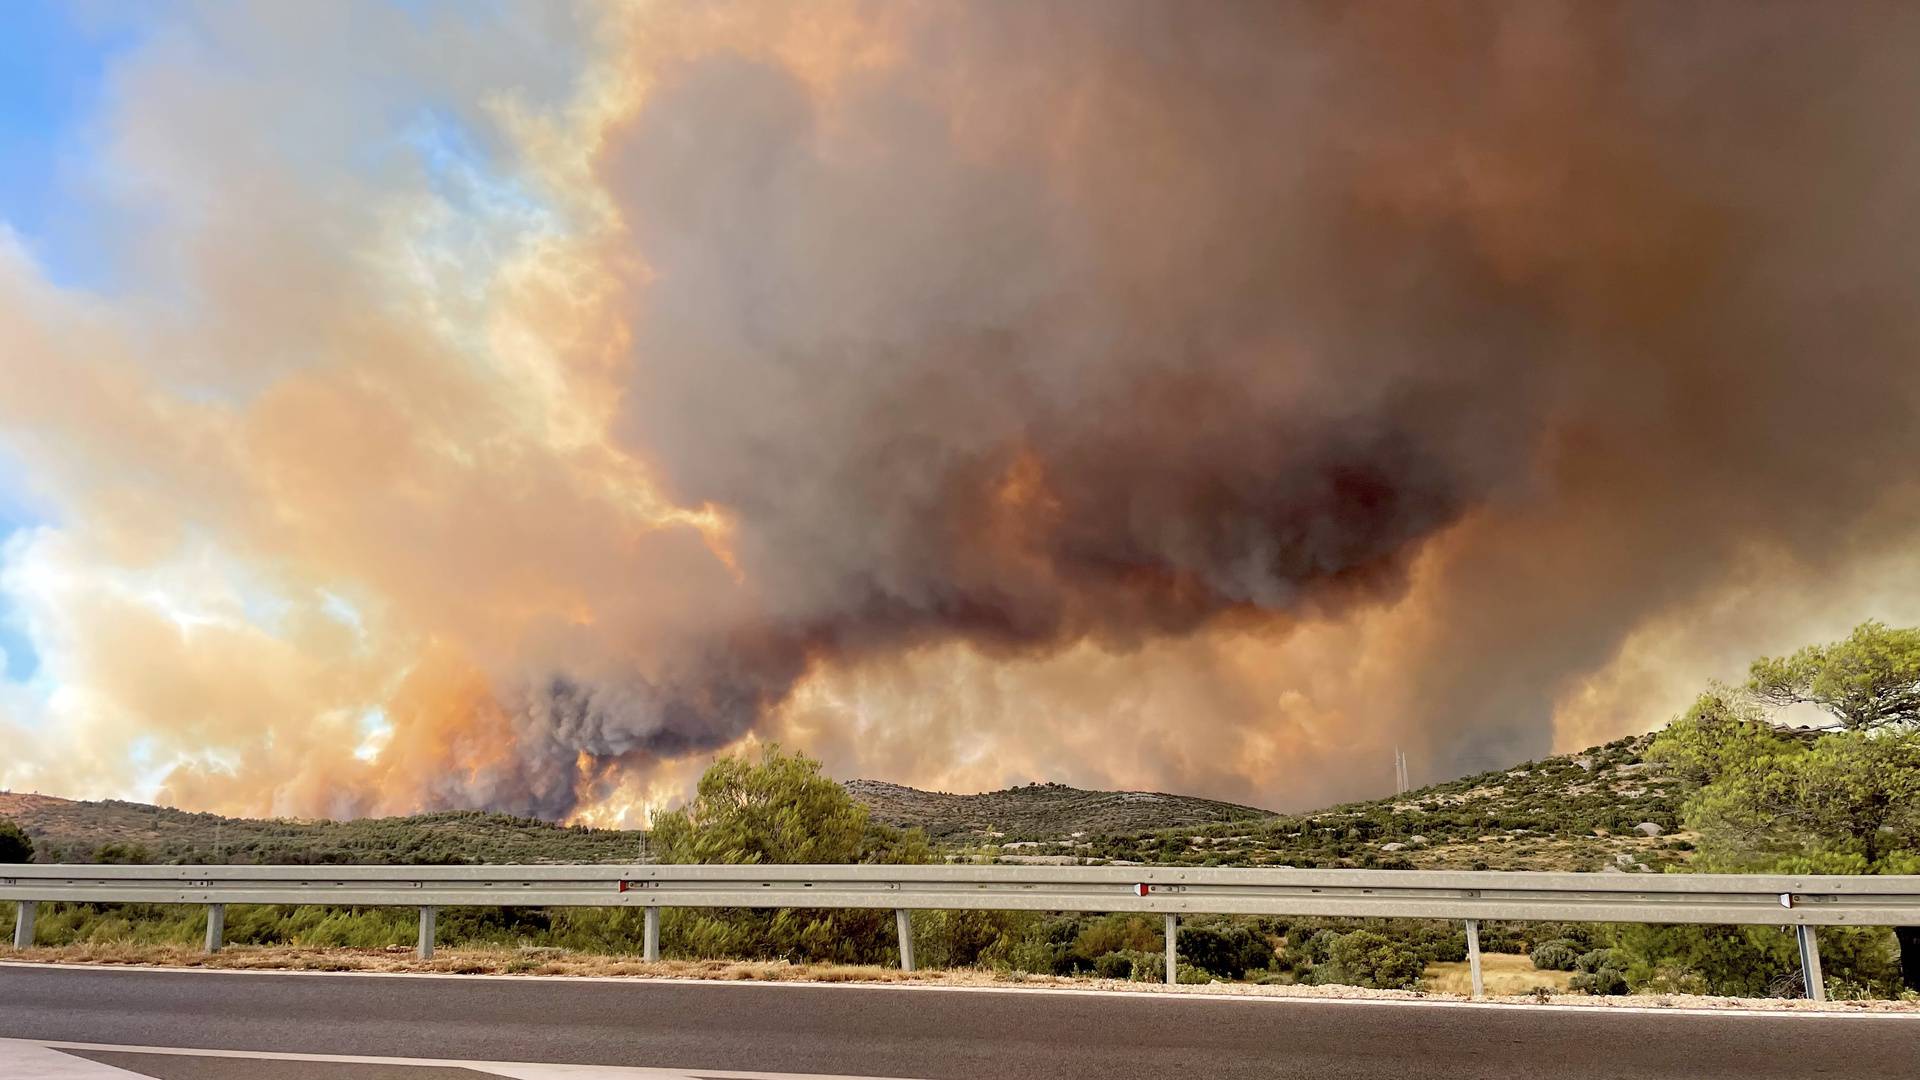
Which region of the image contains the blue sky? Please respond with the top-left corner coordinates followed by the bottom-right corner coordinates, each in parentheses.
top-left (0, 4), bottom-right (145, 288)
top-left (0, 469), bottom-right (42, 682)
top-left (0, 555), bottom-right (37, 683)
top-left (0, 4), bottom-right (134, 681)
top-left (0, 4), bottom-right (539, 692)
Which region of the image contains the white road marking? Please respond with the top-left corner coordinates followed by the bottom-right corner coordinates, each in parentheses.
top-left (2, 959), bottom-right (1915, 1022)
top-left (0, 1039), bottom-right (921, 1080)
top-left (0, 1042), bottom-right (152, 1079)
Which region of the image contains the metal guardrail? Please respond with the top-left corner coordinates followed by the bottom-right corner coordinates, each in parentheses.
top-left (6, 864), bottom-right (1917, 1001)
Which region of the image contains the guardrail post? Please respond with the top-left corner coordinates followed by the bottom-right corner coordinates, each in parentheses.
top-left (204, 903), bottom-right (225, 954)
top-left (417, 905), bottom-right (436, 960)
top-left (643, 907), bottom-right (660, 963)
top-left (1164, 913), bottom-right (1178, 985)
top-left (1795, 924), bottom-right (1825, 1002)
top-left (12, 901), bottom-right (35, 949)
top-left (895, 909), bottom-right (915, 973)
top-left (1465, 919), bottom-right (1484, 999)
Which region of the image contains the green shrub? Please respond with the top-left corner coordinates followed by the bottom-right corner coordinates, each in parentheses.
top-left (1072, 914), bottom-right (1161, 962)
top-left (1575, 947), bottom-right (1624, 973)
top-left (1175, 961), bottom-right (1212, 984)
top-left (93, 842), bottom-right (156, 865)
top-left (1091, 948), bottom-right (1176, 982)
top-left (1612, 923), bottom-right (1904, 999)
top-left (1319, 930), bottom-right (1425, 990)
top-left (1529, 940), bottom-right (1583, 971)
top-left (1424, 930), bottom-right (1469, 964)
top-left (1570, 947), bottom-right (1630, 995)
top-left (1301, 928), bottom-right (1342, 965)
top-left (913, 909), bottom-right (1035, 970)
top-left (1571, 966), bottom-right (1629, 995)
top-left (1006, 914), bottom-right (1081, 975)
top-left (0, 818), bottom-right (32, 864)
top-left (1635, 964), bottom-right (1711, 995)
top-left (1176, 919), bottom-right (1275, 979)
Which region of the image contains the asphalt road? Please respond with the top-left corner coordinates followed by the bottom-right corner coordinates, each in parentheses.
top-left (2, 964), bottom-right (1915, 1080)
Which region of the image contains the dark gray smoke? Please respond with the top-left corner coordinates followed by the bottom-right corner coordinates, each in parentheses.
top-left (504, 1), bottom-right (1920, 814)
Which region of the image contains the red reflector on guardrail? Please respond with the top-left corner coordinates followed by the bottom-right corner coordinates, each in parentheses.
top-left (618, 880), bottom-right (629, 893)
top-left (1135, 883), bottom-right (1150, 897)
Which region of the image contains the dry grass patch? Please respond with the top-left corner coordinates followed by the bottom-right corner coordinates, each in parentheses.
top-left (1423, 953), bottom-right (1573, 996)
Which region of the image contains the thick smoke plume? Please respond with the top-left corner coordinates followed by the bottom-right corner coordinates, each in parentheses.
top-left (4, 2), bottom-right (1920, 820)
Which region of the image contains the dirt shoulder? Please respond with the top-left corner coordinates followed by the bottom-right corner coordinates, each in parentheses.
top-left (4, 944), bottom-right (1916, 1014)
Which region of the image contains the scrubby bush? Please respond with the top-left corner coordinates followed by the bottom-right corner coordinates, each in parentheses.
top-left (1423, 929), bottom-right (1469, 965)
top-left (1099, 949), bottom-right (1177, 982)
top-left (1570, 947), bottom-right (1630, 995)
top-left (1576, 947), bottom-right (1624, 972)
top-left (1529, 939), bottom-right (1583, 971)
top-left (1611, 922), bottom-right (1904, 999)
top-left (93, 842), bottom-right (155, 865)
top-left (1072, 914), bottom-right (1162, 961)
top-left (1006, 914), bottom-right (1082, 975)
top-left (1571, 967), bottom-right (1629, 996)
top-left (1175, 961), bottom-right (1213, 984)
top-left (1635, 964), bottom-right (1711, 996)
top-left (0, 814), bottom-right (31, 864)
top-left (997, 912), bottom-right (1283, 983)
top-left (913, 909), bottom-right (1035, 970)
top-left (1317, 930), bottom-right (1425, 990)
top-left (1268, 919), bottom-right (1468, 983)
top-left (1301, 928), bottom-right (1343, 965)
top-left (0, 818), bottom-right (32, 864)
top-left (1176, 919), bottom-right (1275, 979)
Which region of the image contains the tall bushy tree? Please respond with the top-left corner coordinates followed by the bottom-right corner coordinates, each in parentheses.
top-left (646, 745), bottom-right (933, 964)
top-left (1747, 621), bottom-right (1920, 730)
top-left (651, 744), bottom-right (931, 866)
top-left (1648, 621), bottom-right (1920, 994)
top-left (0, 817), bottom-right (32, 863)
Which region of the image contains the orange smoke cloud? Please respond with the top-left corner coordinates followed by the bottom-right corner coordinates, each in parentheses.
top-left (4, 2), bottom-right (1920, 823)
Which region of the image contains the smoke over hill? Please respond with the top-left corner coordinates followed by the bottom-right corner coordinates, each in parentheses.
top-left (3, 3), bottom-right (1919, 821)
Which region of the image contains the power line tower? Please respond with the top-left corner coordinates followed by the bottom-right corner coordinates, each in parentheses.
top-left (1394, 748), bottom-right (1409, 795)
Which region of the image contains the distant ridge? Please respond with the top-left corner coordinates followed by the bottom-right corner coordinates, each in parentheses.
top-left (0, 737), bottom-right (1676, 870)
top-left (0, 791), bottom-right (643, 865)
top-left (0, 782), bottom-right (1276, 860)
top-left (843, 778), bottom-right (1274, 842)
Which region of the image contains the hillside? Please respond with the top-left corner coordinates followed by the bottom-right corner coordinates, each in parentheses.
top-left (0, 792), bottom-right (647, 865)
top-left (846, 779), bottom-right (1273, 843)
top-left (1028, 734), bottom-right (1690, 873)
top-left (0, 735), bottom-right (1679, 870)
top-left (0, 781), bottom-right (1274, 864)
